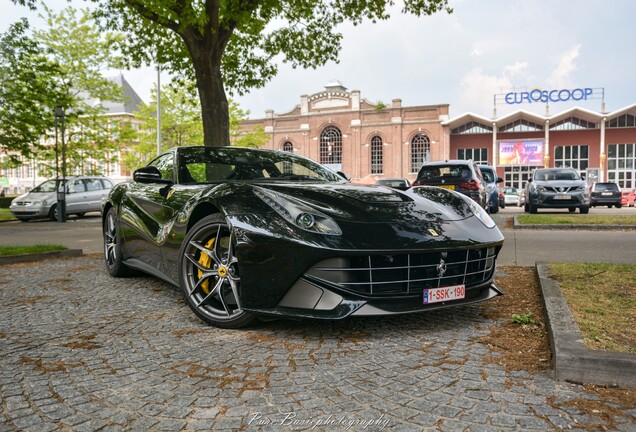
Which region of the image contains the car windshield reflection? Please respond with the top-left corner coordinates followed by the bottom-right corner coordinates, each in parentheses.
top-left (178, 147), bottom-right (346, 184)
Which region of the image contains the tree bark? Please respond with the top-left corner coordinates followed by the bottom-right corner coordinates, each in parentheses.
top-left (192, 51), bottom-right (229, 147)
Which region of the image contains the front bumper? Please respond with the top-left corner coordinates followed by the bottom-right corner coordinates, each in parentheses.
top-left (529, 191), bottom-right (589, 208)
top-left (9, 205), bottom-right (51, 219)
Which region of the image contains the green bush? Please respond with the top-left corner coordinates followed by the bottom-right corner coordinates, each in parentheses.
top-left (0, 197), bottom-right (15, 208)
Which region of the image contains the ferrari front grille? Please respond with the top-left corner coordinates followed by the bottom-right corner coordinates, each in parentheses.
top-left (306, 247), bottom-right (497, 297)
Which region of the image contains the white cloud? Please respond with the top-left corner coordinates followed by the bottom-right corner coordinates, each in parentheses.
top-left (547, 44), bottom-right (581, 88)
top-left (458, 67), bottom-right (512, 113)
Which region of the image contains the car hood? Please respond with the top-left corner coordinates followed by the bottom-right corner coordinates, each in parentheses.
top-left (248, 182), bottom-right (477, 223)
top-left (13, 191), bottom-right (56, 202)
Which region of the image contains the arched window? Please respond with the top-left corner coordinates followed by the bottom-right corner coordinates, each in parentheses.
top-left (410, 133), bottom-right (431, 172)
top-left (370, 135), bottom-right (383, 174)
top-left (282, 141), bottom-right (293, 152)
top-left (320, 126), bottom-right (342, 164)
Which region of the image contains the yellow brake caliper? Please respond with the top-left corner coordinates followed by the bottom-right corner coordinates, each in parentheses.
top-left (198, 238), bottom-right (216, 294)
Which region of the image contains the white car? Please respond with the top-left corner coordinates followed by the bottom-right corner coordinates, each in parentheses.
top-left (9, 176), bottom-right (114, 222)
top-left (503, 187), bottom-right (521, 206)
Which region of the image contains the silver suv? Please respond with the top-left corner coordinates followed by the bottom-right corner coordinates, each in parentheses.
top-left (10, 176), bottom-right (114, 221)
top-left (524, 168), bottom-right (590, 214)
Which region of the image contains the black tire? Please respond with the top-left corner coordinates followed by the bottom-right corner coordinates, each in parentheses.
top-left (103, 208), bottom-right (135, 277)
top-left (48, 204), bottom-right (58, 221)
top-left (580, 206), bottom-right (590, 214)
top-left (490, 203), bottom-right (499, 214)
top-left (529, 203), bottom-right (538, 214)
top-left (616, 203), bottom-right (622, 209)
top-left (608, 205), bottom-right (613, 208)
top-left (18, 218), bottom-right (29, 222)
top-left (524, 203), bottom-right (529, 213)
top-left (178, 215), bottom-right (256, 329)
top-left (76, 212), bottom-right (85, 218)
top-left (568, 207), bottom-right (576, 213)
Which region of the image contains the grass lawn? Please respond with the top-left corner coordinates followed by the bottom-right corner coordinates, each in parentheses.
top-left (518, 214), bottom-right (636, 225)
top-left (549, 263), bottom-right (636, 354)
top-left (0, 208), bottom-right (16, 221)
top-left (0, 244), bottom-right (68, 256)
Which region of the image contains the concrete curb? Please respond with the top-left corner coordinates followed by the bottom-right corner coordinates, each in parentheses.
top-left (0, 249), bottom-right (83, 265)
top-left (536, 262), bottom-right (636, 388)
top-left (514, 216), bottom-right (636, 230)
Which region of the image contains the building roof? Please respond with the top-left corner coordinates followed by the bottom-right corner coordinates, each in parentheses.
top-left (443, 103), bottom-right (636, 129)
top-left (100, 74), bottom-right (144, 115)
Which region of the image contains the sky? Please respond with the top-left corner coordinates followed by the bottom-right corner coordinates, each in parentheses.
top-left (3, 0), bottom-right (635, 120)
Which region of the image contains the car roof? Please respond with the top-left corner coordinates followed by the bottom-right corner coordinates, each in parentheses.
top-left (420, 159), bottom-right (473, 166)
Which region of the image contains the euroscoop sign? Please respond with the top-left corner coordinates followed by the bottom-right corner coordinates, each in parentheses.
top-left (504, 87), bottom-right (593, 105)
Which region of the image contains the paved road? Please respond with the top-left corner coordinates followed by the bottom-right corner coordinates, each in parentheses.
top-left (493, 206), bottom-right (636, 266)
top-left (2, 256), bottom-right (634, 431)
top-left (1, 208), bottom-right (635, 431)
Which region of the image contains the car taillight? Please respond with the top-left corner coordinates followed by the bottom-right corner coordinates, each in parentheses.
top-left (412, 180), bottom-right (425, 186)
top-left (459, 180), bottom-right (480, 190)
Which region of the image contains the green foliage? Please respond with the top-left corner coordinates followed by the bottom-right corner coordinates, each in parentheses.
top-left (0, 19), bottom-right (65, 163)
top-left (125, 79), bottom-right (205, 171)
top-left (229, 100), bottom-right (270, 149)
top-left (91, 0), bottom-right (452, 147)
top-left (374, 100), bottom-right (387, 110)
top-left (511, 313), bottom-right (536, 325)
top-left (0, 244), bottom-right (68, 256)
top-left (2, 5), bottom-right (132, 176)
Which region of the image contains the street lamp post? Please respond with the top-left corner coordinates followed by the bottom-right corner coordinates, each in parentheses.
top-left (55, 106), bottom-right (67, 222)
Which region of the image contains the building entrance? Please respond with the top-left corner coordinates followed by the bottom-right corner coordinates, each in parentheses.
top-left (503, 165), bottom-right (540, 189)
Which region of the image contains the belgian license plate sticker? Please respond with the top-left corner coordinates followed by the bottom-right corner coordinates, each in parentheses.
top-left (423, 284), bottom-right (465, 304)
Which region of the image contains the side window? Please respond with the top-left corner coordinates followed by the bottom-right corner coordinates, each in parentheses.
top-left (85, 179), bottom-right (102, 191)
top-left (69, 179), bottom-right (86, 194)
top-left (149, 153), bottom-right (175, 181)
top-left (101, 179), bottom-right (114, 189)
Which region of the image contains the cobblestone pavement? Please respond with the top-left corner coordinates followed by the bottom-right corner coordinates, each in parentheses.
top-left (1, 257), bottom-right (634, 431)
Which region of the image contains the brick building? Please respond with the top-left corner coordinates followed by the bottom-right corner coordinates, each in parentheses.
top-left (238, 82), bottom-right (450, 182)
top-left (240, 82), bottom-right (636, 189)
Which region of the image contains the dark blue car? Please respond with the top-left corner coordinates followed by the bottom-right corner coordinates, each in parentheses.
top-left (478, 165), bottom-right (504, 214)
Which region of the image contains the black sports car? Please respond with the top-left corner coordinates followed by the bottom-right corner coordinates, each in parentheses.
top-left (103, 146), bottom-right (505, 328)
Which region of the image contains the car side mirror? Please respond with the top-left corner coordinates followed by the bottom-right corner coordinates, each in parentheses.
top-left (528, 177), bottom-right (533, 183)
top-left (133, 166), bottom-right (173, 184)
top-left (496, 177), bottom-right (504, 183)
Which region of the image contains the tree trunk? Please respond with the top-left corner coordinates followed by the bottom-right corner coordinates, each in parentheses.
top-left (187, 42), bottom-right (230, 147)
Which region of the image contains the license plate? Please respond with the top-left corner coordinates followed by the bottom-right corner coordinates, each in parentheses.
top-left (601, 192), bottom-right (613, 196)
top-left (438, 185), bottom-right (455, 190)
top-left (554, 194), bottom-right (571, 200)
top-left (423, 284), bottom-right (465, 304)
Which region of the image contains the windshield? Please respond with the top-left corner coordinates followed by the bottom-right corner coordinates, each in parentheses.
top-left (533, 169), bottom-right (580, 181)
top-left (178, 147), bottom-right (346, 184)
top-left (31, 180), bottom-right (63, 193)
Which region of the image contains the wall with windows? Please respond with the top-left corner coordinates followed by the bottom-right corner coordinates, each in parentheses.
top-left (446, 106), bottom-right (636, 190)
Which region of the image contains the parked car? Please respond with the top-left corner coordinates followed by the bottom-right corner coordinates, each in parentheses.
top-left (413, 160), bottom-right (490, 210)
top-left (518, 189), bottom-right (526, 207)
top-left (589, 182), bottom-right (622, 208)
top-left (502, 187), bottom-right (521, 206)
top-left (621, 188), bottom-right (636, 207)
top-left (103, 146), bottom-right (504, 328)
top-left (10, 176), bottom-right (114, 222)
top-left (478, 165), bottom-right (504, 213)
top-left (375, 178), bottom-right (411, 191)
top-left (524, 168), bottom-right (590, 214)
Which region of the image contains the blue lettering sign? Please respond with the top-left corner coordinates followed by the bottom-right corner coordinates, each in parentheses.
top-left (503, 87), bottom-right (595, 105)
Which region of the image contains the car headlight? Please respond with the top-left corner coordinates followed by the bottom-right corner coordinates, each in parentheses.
top-left (533, 185), bottom-right (544, 193)
top-left (254, 187), bottom-right (342, 236)
top-left (455, 191), bottom-right (496, 228)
